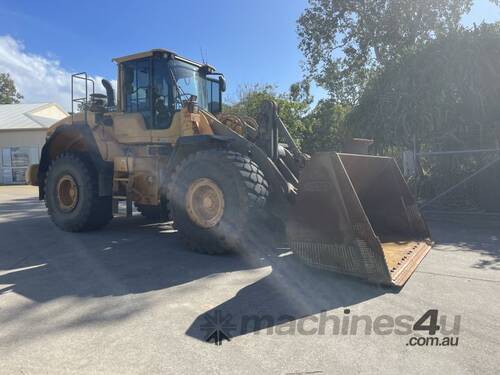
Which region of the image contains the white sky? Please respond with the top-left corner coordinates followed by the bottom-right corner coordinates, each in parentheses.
top-left (0, 35), bottom-right (116, 110)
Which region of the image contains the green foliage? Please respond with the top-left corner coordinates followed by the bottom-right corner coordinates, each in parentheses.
top-left (296, 0), bottom-right (499, 103)
top-left (346, 23), bottom-right (500, 154)
top-left (345, 23), bottom-right (500, 203)
top-left (301, 100), bottom-right (349, 153)
top-left (224, 83), bottom-right (350, 153)
top-left (225, 82), bottom-right (313, 144)
top-left (0, 72), bottom-right (23, 104)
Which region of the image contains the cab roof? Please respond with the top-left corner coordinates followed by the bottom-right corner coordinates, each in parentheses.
top-left (112, 49), bottom-right (216, 72)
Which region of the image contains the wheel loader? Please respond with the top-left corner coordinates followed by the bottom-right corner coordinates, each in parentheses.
top-left (27, 49), bottom-right (432, 286)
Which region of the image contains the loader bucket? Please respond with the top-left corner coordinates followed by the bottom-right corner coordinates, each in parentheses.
top-left (287, 152), bottom-right (432, 286)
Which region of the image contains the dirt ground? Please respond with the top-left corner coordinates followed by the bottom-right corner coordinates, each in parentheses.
top-left (0, 185), bottom-right (499, 374)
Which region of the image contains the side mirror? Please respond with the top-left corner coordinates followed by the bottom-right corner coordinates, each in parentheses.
top-left (219, 76), bottom-right (226, 92)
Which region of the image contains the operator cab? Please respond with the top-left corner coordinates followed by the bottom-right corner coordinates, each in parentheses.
top-left (112, 49), bottom-right (226, 130)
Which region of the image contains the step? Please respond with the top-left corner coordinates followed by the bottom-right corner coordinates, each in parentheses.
top-left (112, 196), bottom-right (128, 200)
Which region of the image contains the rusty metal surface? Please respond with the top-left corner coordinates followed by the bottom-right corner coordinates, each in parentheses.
top-left (384, 241), bottom-right (432, 286)
top-left (287, 152), bottom-right (432, 286)
top-left (338, 153), bottom-right (430, 241)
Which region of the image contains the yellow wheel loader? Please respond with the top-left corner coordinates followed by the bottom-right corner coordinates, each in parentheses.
top-left (27, 49), bottom-right (432, 286)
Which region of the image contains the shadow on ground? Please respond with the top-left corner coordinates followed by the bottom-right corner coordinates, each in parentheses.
top-left (186, 215), bottom-right (500, 343)
top-left (2, 193), bottom-right (498, 345)
top-left (424, 214), bottom-right (500, 270)
top-left (0, 194), bottom-right (389, 343)
top-left (0, 206), bottom-right (251, 301)
top-left (185, 257), bottom-right (390, 342)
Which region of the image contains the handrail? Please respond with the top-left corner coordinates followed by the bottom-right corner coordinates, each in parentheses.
top-left (71, 72), bottom-right (95, 124)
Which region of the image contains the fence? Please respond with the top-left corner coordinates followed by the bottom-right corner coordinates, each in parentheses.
top-left (403, 148), bottom-right (500, 212)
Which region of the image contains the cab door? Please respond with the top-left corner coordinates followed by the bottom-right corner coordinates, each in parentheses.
top-left (150, 56), bottom-right (179, 143)
top-left (113, 58), bottom-right (153, 144)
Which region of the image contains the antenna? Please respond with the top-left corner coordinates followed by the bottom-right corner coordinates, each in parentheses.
top-left (199, 46), bottom-right (207, 64)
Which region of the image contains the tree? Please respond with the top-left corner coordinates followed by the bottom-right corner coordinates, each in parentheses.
top-left (301, 100), bottom-right (349, 153)
top-left (224, 83), bottom-right (352, 154)
top-left (346, 23), bottom-right (500, 153)
top-left (0, 73), bottom-right (23, 104)
top-left (225, 82), bottom-right (313, 144)
top-left (297, 0), bottom-right (498, 103)
top-left (344, 23), bottom-right (500, 202)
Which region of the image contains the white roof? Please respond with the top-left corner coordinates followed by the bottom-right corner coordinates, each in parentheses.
top-left (0, 103), bottom-right (68, 131)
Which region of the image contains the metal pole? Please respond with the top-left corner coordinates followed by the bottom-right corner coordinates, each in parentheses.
top-left (413, 135), bottom-right (417, 166)
top-left (84, 72), bottom-right (88, 125)
top-left (418, 148), bottom-right (500, 157)
top-left (71, 75), bottom-right (74, 117)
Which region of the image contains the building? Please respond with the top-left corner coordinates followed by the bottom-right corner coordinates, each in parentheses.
top-left (0, 103), bottom-right (68, 184)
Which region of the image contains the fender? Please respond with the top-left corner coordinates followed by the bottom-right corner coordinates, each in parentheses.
top-left (210, 120), bottom-right (292, 196)
top-left (164, 134), bottom-right (229, 178)
top-left (164, 130), bottom-right (292, 215)
top-left (38, 123), bottom-right (113, 199)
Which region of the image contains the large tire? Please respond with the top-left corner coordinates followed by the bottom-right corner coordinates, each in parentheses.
top-left (167, 150), bottom-right (269, 254)
top-left (45, 153), bottom-right (113, 232)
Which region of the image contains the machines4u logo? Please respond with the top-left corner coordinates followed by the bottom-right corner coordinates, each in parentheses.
top-left (407, 309), bottom-right (460, 347)
top-left (199, 309), bottom-right (460, 346)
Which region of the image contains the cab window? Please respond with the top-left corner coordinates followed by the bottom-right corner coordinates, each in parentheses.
top-left (122, 58), bottom-right (152, 128)
top-left (122, 57), bottom-right (174, 129)
top-left (152, 57), bottom-right (173, 129)
top-left (207, 78), bottom-right (221, 114)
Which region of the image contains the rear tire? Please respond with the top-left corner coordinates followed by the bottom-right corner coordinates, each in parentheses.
top-left (45, 153), bottom-right (113, 232)
top-left (167, 150), bottom-right (269, 254)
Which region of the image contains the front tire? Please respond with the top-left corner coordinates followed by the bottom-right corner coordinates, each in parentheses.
top-left (45, 153), bottom-right (112, 232)
top-left (167, 150), bottom-right (269, 254)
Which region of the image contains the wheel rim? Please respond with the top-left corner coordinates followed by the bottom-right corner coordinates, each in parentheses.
top-left (56, 174), bottom-right (79, 212)
top-left (185, 178), bottom-right (225, 228)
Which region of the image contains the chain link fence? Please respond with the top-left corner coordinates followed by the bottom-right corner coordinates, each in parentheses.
top-left (403, 148), bottom-right (500, 214)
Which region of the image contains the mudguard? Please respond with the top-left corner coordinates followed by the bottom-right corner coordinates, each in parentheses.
top-left (38, 123), bottom-right (112, 199)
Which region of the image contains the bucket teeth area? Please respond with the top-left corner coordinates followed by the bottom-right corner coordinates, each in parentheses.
top-left (382, 241), bottom-right (432, 286)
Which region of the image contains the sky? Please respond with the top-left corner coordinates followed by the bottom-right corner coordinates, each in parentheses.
top-left (0, 0), bottom-right (499, 111)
